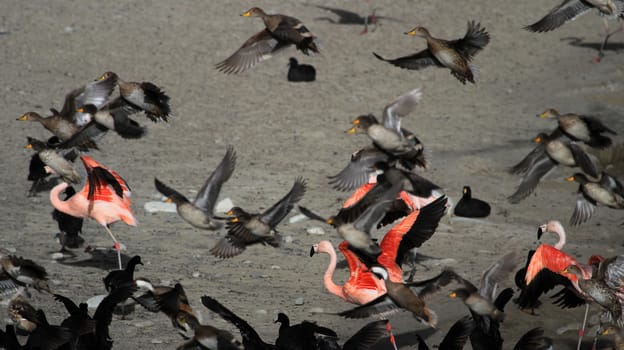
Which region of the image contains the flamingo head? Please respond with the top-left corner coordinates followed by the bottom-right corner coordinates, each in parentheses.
top-left (310, 240), bottom-right (332, 257)
top-left (537, 220), bottom-right (564, 240)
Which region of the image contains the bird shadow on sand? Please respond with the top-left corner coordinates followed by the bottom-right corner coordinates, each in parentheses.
top-left (561, 36), bottom-right (624, 53)
top-left (56, 247), bottom-right (132, 270)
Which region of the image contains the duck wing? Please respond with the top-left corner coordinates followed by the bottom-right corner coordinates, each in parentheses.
top-left (328, 147), bottom-right (389, 192)
top-left (260, 177), bottom-right (307, 228)
top-left (193, 146), bottom-right (236, 214)
top-left (342, 320), bottom-right (390, 350)
top-left (382, 88), bottom-right (422, 133)
top-left (353, 185), bottom-right (402, 234)
top-left (154, 178), bottom-right (189, 203)
top-left (450, 21), bottom-right (490, 60)
top-left (600, 172), bottom-right (624, 197)
top-left (216, 29), bottom-right (289, 74)
top-left (438, 316), bottom-right (475, 350)
top-left (479, 251), bottom-right (521, 301)
top-left (524, 0), bottom-right (592, 32)
top-left (201, 296), bottom-right (274, 349)
top-left (508, 154), bottom-right (556, 203)
top-left (570, 189), bottom-right (596, 226)
top-left (336, 294), bottom-right (401, 319)
top-left (373, 51), bottom-right (444, 70)
top-left (513, 328), bottom-right (553, 350)
top-left (568, 143), bottom-right (599, 178)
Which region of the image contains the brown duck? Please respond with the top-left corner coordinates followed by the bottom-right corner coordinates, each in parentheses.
top-left (210, 177), bottom-right (307, 258)
top-left (567, 172), bottom-right (624, 225)
top-left (97, 71), bottom-right (172, 122)
top-left (216, 7), bottom-right (319, 74)
top-left (538, 108), bottom-right (617, 149)
top-left (374, 21), bottom-right (490, 84)
top-left (17, 74), bottom-right (117, 148)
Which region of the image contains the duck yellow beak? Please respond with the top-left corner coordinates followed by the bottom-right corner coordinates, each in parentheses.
top-left (405, 30), bottom-right (417, 36)
top-left (345, 127), bottom-right (357, 134)
top-left (230, 217), bottom-right (239, 223)
top-left (226, 209), bottom-right (234, 216)
top-left (602, 328), bottom-right (610, 335)
top-left (565, 176), bottom-right (575, 182)
top-left (560, 267), bottom-right (569, 274)
top-left (96, 73), bottom-right (107, 81)
top-left (537, 111), bottom-right (550, 118)
top-left (164, 197), bottom-right (173, 203)
top-left (326, 218), bottom-right (334, 225)
top-left (25, 144), bottom-right (33, 149)
top-left (17, 115), bottom-right (28, 121)
top-left (241, 11), bottom-right (252, 17)
top-left (76, 107), bottom-right (85, 113)
top-left (533, 136), bottom-right (542, 143)
top-left (448, 292), bottom-right (457, 298)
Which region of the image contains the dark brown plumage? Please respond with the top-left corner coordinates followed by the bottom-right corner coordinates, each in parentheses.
top-left (216, 7), bottom-right (319, 74)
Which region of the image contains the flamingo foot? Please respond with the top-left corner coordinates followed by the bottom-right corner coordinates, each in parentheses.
top-left (386, 322), bottom-right (398, 350)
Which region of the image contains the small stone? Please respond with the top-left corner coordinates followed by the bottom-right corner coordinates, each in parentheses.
top-left (50, 279), bottom-right (62, 286)
top-left (289, 214), bottom-right (308, 224)
top-left (63, 26), bottom-right (75, 33)
top-left (192, 271), bottom-right (201, 278)
top-left (255, 309), bottom-right (268, 315)
top-left (144, 201), bottom-right (177, 213)
top-left (215, 198), bottom-right (234, 213)
top-left (271, 265), bottom-right (281, 269)
top-left (51, 252), bottom-right (64, 260)
top-left (294, 297), bottom-right (305, 305)
top-left (133, 320), bottom-right (154, 328)
top-left (283, 235), bottom-right (293, 244)
top-left (151, 339), bottom-right (163, 344)
top-left (306, 227), bottom-right (325, 235)
top-left (309, 307), bottom-right (324, 313)
top-left (6, 247), bottom-right (16, 253)
top-left (242, 260), bottom-right (252, 264)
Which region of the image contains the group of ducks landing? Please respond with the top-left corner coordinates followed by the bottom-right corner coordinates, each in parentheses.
top-left (507, 108), bottom-right (623, 225)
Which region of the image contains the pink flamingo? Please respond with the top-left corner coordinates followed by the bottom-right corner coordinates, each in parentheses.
top-left (311, 240), bottom-right (386, 305)
top-left (50, 155), bottom-right (136, 269)
top-left (524, 220), bottom-right (601, 350)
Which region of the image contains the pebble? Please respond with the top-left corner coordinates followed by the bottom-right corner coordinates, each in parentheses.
top-left (289, 214), bottom-right (308, 223)
top-left (192, 271), bottom-right (201, 278)
top-left (271, 265), bottom-right (281, 269)
top-left (143, 201), bottom-right (176, 213)
top-left (309, 307), bottom-right (324, 313)
top-left (6, 247), bottom-right (16, 253)
top-left (215, 198), bottom-right (234, 213)
top-left (51, 252), bottom-right (64, 260)
top-left (50, 279), bottom-right (62, 286)
top-left (306, 227), bottom-right (325, 235)
top-left (151, 340), bottom-right (163, 344)
top-left (255, 309), bottom-right (268, 315)
top-left (294, 297), bottom-right (305, 305)
top-left (283, 235), bottom-right (293, 243)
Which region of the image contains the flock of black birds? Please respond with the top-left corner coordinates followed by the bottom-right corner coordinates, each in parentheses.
top-left (5, 1), bottom-right (624, 350)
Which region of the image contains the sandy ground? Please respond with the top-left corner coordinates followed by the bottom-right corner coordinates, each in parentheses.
top-left (2, 0), bottom-right (624, 349)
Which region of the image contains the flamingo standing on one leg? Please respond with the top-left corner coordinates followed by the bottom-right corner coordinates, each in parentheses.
top-left (49, 155), bottom-right (136, 269)
top-left (311, 240), bottom-right (386, 305)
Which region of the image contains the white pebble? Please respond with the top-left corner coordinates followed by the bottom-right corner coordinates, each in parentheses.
top-left (306, 227), bottom-right (325, 235)
top-left (215, 198), bottom-right (234, 213)
top-left (283, 235), bottom-right (293, 244)
top-left (271, 265), bottom-right (281, 269)
top-left (143, 201), bottom-right (177, 213)
top-left (51, 252), bottom-right (64, 260)
top-left (309, 307), bottom-right (324, 313)
top-left (151, 339), bottom-right (163, 344)
top-left (294, 297), bottom-right (305, 305)
top-left (255, 309), bottom-right (268, 315)
top-left (289, 214), bottom-right (308, 223)
top-left (133, 321), bottom-right (155, 328)
top-left (192, 271), bottom-right (201, 278)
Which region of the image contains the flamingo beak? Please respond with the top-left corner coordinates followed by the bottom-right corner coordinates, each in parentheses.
top-left (537, 227), bottom-right (543, 240)
top-left (309, 246), bottom-right (316, 257)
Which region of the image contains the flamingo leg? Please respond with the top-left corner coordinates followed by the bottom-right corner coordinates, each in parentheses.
top-left (386, 322), bottom-right (398, 350)
top-left (577, 303), bottom-right (590, 350)
top-left (595, 18), bottom-right (624, 62)
top-left (104, 225), bottom-right (123, 270)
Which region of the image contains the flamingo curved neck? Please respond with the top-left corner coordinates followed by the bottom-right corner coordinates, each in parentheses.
top-left (552, 224), bottom-right (566, 250)
top-left (50, 182), bottom-right (82, 218)
top-left (320, 246), bottom-right (346, 301)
